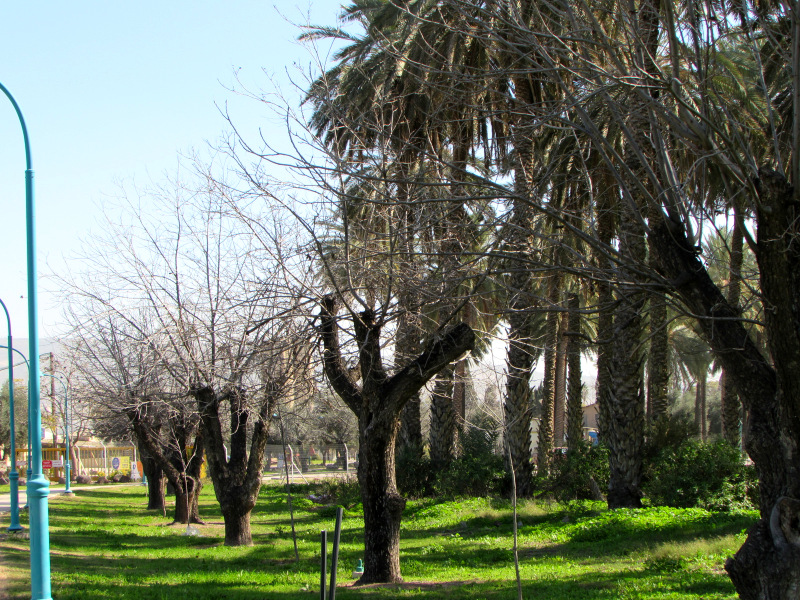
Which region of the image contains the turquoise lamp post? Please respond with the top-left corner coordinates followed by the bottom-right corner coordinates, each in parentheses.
top-left (0, 81), bottom-right (51, 600)
top-left (0, 303), bottom-right (23, 531)
top-left (40, 373), bottom-right (73, 495)
top-left (0, 345), bottom-right (30, 508)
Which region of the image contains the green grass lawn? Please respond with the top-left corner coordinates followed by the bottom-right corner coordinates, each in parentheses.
top-left (0, 483), bottom-right (755, 599)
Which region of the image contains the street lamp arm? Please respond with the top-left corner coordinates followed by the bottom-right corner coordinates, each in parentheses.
top-left (0, 344), bottom-right (30, 370)
top-left (0, 297), bottom-right (11, 337)
top-left (0, 80), bottom-right (49, 600)
top-left (0, 82), bottom-right (32, 170)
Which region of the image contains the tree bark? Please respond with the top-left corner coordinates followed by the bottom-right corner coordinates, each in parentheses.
top-left (128, 407), bottom-right (205, 524)
top-left (607, 191), bottom-right (646, 509)
top-left (647, 293), bottom-right (670, 422)
top-left (694, 374), bottom-right (707, 442)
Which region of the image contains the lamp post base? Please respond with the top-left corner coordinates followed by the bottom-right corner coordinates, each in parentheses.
top-left (27, 474), bottom-right (52, 600)
top-left (8, 470), bottom-right (23, 531)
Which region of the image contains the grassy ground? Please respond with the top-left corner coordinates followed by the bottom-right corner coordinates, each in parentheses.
top-left (0, 483), bottom-right (755, 599)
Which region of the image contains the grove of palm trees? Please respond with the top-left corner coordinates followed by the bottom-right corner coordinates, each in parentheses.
top-left (35, 0), bottom-right (799, 599)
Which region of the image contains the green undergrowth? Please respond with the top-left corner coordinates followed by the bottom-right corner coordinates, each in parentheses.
top-left (0, 484), bottom-right (756, 599)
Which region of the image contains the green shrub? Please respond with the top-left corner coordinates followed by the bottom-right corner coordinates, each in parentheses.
top-left (432, 421), bottom-right (508, 498)
top-left (643, 440), bottom-right (757, 510)
top-left (397, 418), bottom-right (508, 498)
top-left (546, 441), bottom-right (610, 502)
top-left (396, 444), bottom-right (436, 497)
top-left (317, 474), bottom-right (362, 509)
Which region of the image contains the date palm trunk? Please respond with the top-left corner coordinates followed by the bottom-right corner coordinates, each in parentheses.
top-left (566, 292), bottom-right (584, 450)
top-left (721, 217), bottom-right (744, 446)
top-left (429, 364), bottom-right (457, 467)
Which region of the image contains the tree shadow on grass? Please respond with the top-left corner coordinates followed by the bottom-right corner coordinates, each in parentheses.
top-left (42, 564), bottom-right (736, 600)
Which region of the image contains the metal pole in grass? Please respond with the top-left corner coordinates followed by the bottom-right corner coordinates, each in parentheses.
top-left (275, 405), bottom-right (299, 561)
top-left (0, 80), bottom-right (51, 600)
top-left (0, 303), bottom-right (23, 533)
top-left (40, 373), bottom-right (72, 495)
top-left (328, 506), bottom-right (343, 600)
top-left (320, 530), bottom-right (327, 600)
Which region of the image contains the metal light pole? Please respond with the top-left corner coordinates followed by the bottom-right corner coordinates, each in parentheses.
top-left (0, 81), bottom-right (51, 600)
top-left (40, 373), bottom-right (72, 495)
top-left (0, 299), bottom-right (22, 531)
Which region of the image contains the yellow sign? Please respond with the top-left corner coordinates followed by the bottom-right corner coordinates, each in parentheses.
top-left (111, 456), bottom-right (131, 472)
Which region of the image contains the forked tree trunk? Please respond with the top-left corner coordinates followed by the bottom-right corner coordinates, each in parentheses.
top-left (129, 410), bottom-right (205, 524)
top-left (195, 372), bottom-right (285, 546)
top-left (320, 296), bottom-right (474, 584)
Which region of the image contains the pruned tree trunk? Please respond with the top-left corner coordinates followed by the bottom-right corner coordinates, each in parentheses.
top-left (595, 171), bottom-right (616, 445)
top-left (504, 307), bottom-right (537, 494)
top-left (396, 257), bottom-right (424, 457)
top-left (694, 374), bottom-right (707, 442)
top-left (607, 182), bottom-right (647, 509)
top-left (194, 353), bottom-right (292, 546)
top-left (502, 56), bottom-right (541, 497)
top-left (320, 296), bottom-right (474, 584)
top-left (128, 408), bottom-right (205, 524)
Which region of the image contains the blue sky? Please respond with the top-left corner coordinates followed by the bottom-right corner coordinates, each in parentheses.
top-left (0, 1), bottom-right (342, 340)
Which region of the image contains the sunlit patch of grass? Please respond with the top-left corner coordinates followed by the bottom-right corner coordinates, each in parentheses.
top-left (0, 483), bottom-right (757, 600)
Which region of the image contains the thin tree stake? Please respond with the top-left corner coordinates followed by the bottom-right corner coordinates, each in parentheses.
top-left (320, 530), bottom-right (327, 600)
top-left (507, 442), bottom-right (523, 600)
top-left (278, 405), bottom-right (299, 561)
